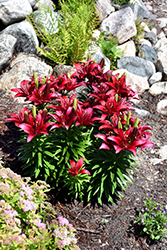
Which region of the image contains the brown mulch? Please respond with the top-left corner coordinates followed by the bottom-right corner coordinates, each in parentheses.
top-left (0, 89), bottom-right (167, 250)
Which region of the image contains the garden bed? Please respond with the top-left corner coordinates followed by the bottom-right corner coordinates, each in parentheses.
top-left (0, 89), bottom-right (167, 249)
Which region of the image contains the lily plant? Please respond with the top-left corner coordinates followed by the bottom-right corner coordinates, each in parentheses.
top-left (6, 58), bottom-right (154, 205)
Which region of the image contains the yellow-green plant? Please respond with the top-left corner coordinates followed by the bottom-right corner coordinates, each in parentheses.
top-left (132, 17), bottom-right (149, 45)
top-left (27, 0), bottom-right (100, 66)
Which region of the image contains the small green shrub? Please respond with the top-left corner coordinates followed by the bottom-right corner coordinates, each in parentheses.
top-left (98, 32), bottom-right (122, 69)
top-left (135, 194), bottom-right (167, 241)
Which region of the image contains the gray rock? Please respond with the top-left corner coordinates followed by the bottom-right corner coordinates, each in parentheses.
top-left (2, 20), bottom-right (39, 54)
top-left (138, 44), bottom-right (157, 63)
top-left (0, 0), bottom-right (32, 25)
top-left (0, 34), bottom-right (17, 71)
top-left (156, 45), bottom-right (167, 80)
top-left (149, 82), bottom-right (167, 96)
top-left (53, 64), bottom-right (75, 77)
top-left (121, 3), bottom-right (147, 21)
top-left (154, 34), bottom-right (167, 51)
top-left (0, 53), bottom-right (53, 98)
top-left (130, 0), bottom-right (156, 19)
top-left (149, 72), bottom-right (162, 85)
top-left (145, 31), bottom-right (158, 45)
top-left (134, 107), bottom-right (150, 116)
top-left (95, 0), bottom-right (115, 20)
top-left (117, 56), bottom-right (155, 79)
top-left (158, 145), bottom-right (167, 159)
top-left (150, 158), bottom-right (163, 165)
top-left (91, 48), bottom-right (110, 73)
top-left (157, 18), bottom-right (167, 29)
top-left (139, 38), bottom-right (152, 47)
top-left (100, 7), bottom-right (137, 44)
top-left (28, 0), bottom-right (37, 7)
top-left (117, 40), bottom-right (136, 57)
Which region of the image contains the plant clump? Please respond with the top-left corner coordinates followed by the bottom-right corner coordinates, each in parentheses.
top-left (26, 0), bottom-right (100, 66)
top-left (0, 164), bottom-right (79, 249)
top-left (135, 193), bottom-right (167, 241)
top-left (6, 58), bottom-right (154, 205)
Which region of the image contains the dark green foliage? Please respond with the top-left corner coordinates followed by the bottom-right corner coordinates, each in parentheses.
top-left (18, 126), bottom-right (93, 187)
top-left (49, 126), bottom-right (93, 186)
top-left (18, 134), bottom-right (58, 182)
top-left (26, 0), bottom-right (100, 66)
top-left (87, 149), bottom-right (137, 205)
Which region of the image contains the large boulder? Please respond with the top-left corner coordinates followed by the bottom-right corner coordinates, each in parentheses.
top-left (0, 53), bottom-right (53, 100)
top-left (100, 7), bottom-right (137, 44)
top-left (2, 20), bottom-right (39, 54)
top-left (0, 0), bottom-right (32, 25)
top-left (0, 34), bottom-right (17, 71)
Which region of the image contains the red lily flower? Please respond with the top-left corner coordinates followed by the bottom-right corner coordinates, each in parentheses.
top-left (5, 108), bottom-right (30, 127)
top-left (19, 110), bottom-right (54, 142)
top-left (71, 60), bottom-right (104, 84)
top-left (28, 83), bottom-right (58, 105)
top-left (89, 82), bottom-right (112, 102)
top-left (48, 94), bottom-right (78, 130)
top-left (52, 74), bottom-right (82, 93)
top-left (11, 80), bottom-right (35, 101)
top-left (93, 96), bottom-right (133, 120)
top-left (107, 125), bottom-right (154, 155)
top-left (107, 73), bottom-right (137, 99)
top-left (94, 133), bottom-right (114, 150)
top-left (49, 108), bottom-right (77, 130)
top-left (47, 94), bottom-right (77, 112)
top-left (68, 158), bottom-right (90, 177)
top-left (75, 105), bottom-right (98, 126)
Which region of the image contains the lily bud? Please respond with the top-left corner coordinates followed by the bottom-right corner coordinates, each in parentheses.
top-left (100, 58), bottom-right (105, 68)
top-left (73, 98), bottom-right (77, 111)
top-left (107, 73), bottom-right (111, 82)
top-left (134, 118), bottom-right (139, 128)
top-left (42, 77), bottom-right (47, 85)
top-left (118, 121), bottom-right (122, 129)
top-left (42, 109), bottom-right (47, 122)
top-left (24, 111), bottom-right (29, 123)
top-left (87, 54), bottom-right (91, 61)
top-left (115, 94), bottom-right (118, 102)
top-left (32, 105), bottom-right (36, 119)
top-left (124, 115), bottom-right (127, 122)
top-left (33, 73), bottom-right (39, 89)
top-left (128, 111), bottom-right (131, 120)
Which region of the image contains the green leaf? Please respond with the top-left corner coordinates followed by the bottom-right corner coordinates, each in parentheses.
top-left (43, 150), bottom-right (54, 158)
top-left (38, 151), bottom-right (42, 167)
top-left (45, 167), bottom-right (50, 176)
top-left (110, 171), bottom-right (115, 183)
top-left (35, 168), bottom-right (40, 178)
top-left (97, 195), bottom-right (102, 206)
